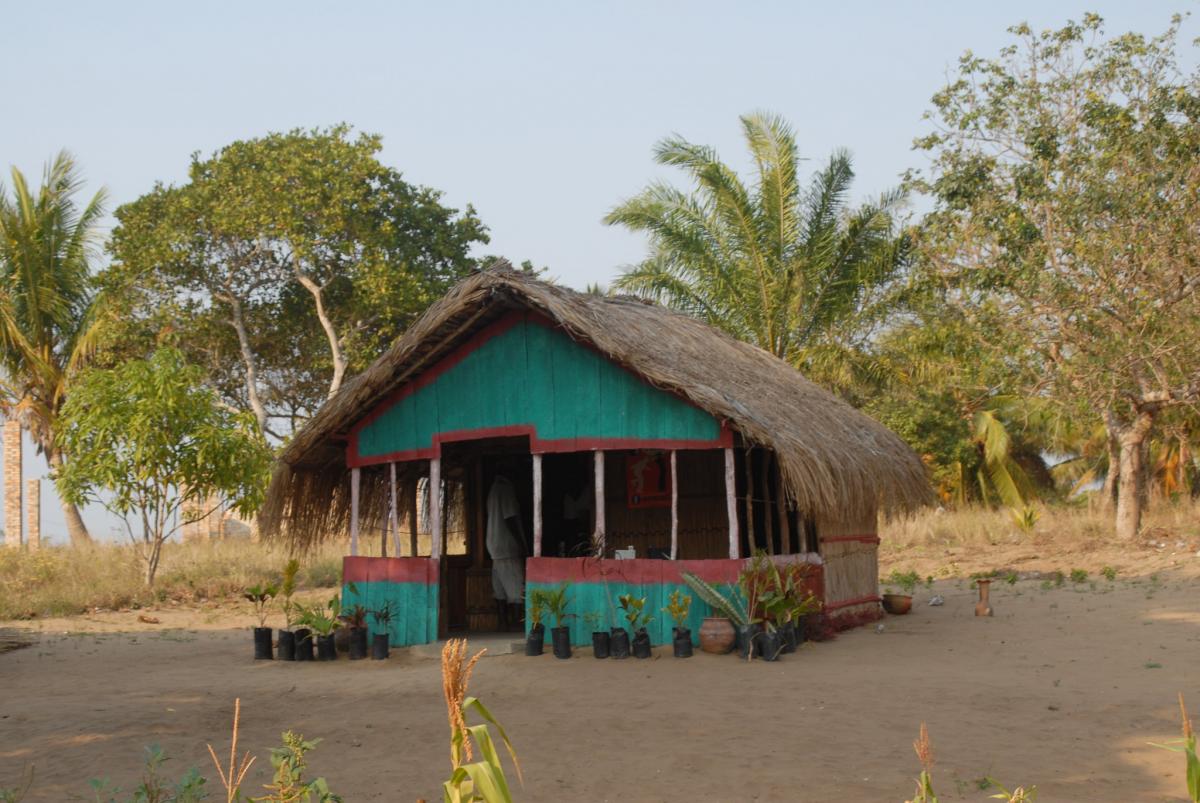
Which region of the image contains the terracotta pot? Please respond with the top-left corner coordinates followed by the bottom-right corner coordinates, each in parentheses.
top-left (975, 579), bottom-right (993, 617)
top-left (699, 616), bottom-right (736, 654)
top-left (881, 593), bottom-right (913, 615)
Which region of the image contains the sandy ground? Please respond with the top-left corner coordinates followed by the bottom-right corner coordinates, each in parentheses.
top-left (2, 572), bottom-right (1199, 802)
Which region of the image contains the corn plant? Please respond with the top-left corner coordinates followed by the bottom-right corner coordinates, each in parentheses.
top-left (1151, 693), bottom-right (1199, 802)
top-left (906, 723), bottom-right (937, 803)
top-left (442, 640), bottom-right (521, 803)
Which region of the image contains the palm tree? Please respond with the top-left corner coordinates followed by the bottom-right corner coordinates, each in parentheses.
top-left (605, 112), bottom-right (908, 391)
top-left (0, 152), bottom-right (107, 545)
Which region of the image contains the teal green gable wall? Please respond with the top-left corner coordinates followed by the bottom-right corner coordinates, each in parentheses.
top-left (351, 315), bottom-right (722, 462)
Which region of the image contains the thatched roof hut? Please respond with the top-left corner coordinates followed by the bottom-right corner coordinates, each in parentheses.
top-left (261, 262), bottom-right (929, 550)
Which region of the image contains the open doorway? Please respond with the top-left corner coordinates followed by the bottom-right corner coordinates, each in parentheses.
top-left (439, 436), bottom-right (533, 635)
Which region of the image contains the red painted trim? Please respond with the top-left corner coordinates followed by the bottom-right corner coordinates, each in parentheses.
top-left (342, 555), bottom-right (439, 584)
top-left (526, 555), bottom-right (822, 588)
top-left (824, 594), bottom-right (882, 611)
top-left (820, 535), bottom-right (881, 545)
top-left (344, 310), bottom-right (735, 468)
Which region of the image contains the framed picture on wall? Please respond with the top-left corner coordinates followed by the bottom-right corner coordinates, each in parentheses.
top-left (626, 450), bottom-right (671, 508)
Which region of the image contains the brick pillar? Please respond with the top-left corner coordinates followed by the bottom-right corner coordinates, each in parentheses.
top-left (3, 421), bottom-right (21, 548)
top-left (26, 478), bottom-right (40, 549)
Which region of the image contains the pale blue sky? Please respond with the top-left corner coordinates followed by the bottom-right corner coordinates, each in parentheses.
top-left (2, 1), bottom-right (1194, 542)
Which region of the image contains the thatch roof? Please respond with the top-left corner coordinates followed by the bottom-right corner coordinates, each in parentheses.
top-left (261, 263), bottom-right (930, 545)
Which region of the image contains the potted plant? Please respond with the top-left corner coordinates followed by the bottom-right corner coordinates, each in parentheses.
top-left (775, 562), bottom-right (821, 652)
top-left (618, 594), bottom-right (654, 659)
top-left (882, 570), bottom-right (925, 615)
top-left (343, 604), bottom-right (369, 660)
top-left (681, 571), bottom-right (747, 654)
top-left (662, 589), bottom-right (693, 658)
top-left (244, 582), bottom-right (279, 660)
top-left (735, 553), bottom-right (778, 659)
top-left (525, 589), bottom-right (550, 656)
top-left (583, 611), bottom-right (609, 658)
top-left (544, 582), bottom-right (573, 660)
top-left (277, 559), bottom-right (301, 661)
top-left (298, 596), bottom-right (341, 661)
top-left (370, 601), bottom-right (394, 660)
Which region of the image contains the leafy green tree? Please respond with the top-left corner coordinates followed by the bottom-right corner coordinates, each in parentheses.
top-left (605, 112), bottom-right (909, 389)
top-left (0, 152), bottom-right (108, 545)
top-left (911, 14), bottom-right (1200, 539)
top-left (54, 348), bottom-right (272, 584)
top-left (105, 126), bottom-right (488, 437)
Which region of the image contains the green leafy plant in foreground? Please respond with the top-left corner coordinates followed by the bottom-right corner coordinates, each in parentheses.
top-left (88, 744), bottom-right (207, 802)
top-left (256, 731), bottom-right (340, 802)
top-left (1151, 693), bottom-right (1200, 802)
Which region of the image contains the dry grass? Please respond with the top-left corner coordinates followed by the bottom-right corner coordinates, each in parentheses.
top-left (880, 498), bottom-right (1200, 580)
top-left (0, 538), bottom-right (346, 620)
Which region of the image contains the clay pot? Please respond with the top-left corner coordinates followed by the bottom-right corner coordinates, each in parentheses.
top-left (975, 579), bottom-right (993, 617)
top-left (699, 617), bottom-right (736, 654)
top-left (881, 593), bottom-right (913, 615)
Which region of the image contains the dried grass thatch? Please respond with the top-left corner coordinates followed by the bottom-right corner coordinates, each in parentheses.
top-left (262, 262), bottom-right (930, 547)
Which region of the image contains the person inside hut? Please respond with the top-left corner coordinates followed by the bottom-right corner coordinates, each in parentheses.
top-left (486, 473), bottom-right (526, 630)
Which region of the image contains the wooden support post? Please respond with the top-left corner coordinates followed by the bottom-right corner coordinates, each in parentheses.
top-left (669, 450), bottom-right (678, 560)
top-left (775, 455), bottom-right (792, 554)
top-left (388, 462), bottom-right (401, 557)
top-left (532, 453), bottom-right (543, 557)
top-left (349, 467), bottom-right (360, 556)
top-left (743, 447), bottom-right (756, 553)
top-left (593, 450), bottom-right (606, 557)
top-left (408, 477), bottom-right (419, 557)
top-left (724, 448), bottom-right (739, 559)
top-left (760, 449), bottom-right (774, 555)
top-left (429, 458), bottom-right (442, 561)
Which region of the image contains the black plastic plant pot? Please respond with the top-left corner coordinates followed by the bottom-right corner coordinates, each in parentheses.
top-left (253, 626), bottom-right (273, 660)
top-left (316, 634), bottom-right (337, 661)
top-left (632, 629), bottom-right (652, 659)
top-left (736, 623), bottom-right (763, 660)
top-left (371, 633), bottom-right (390, 660)
top-left (277, 630), bottom-right (296, 662)
top-left (551, 626), bottom-right (572, 660)
top-left (525, 623), bottom-right (545, 656)
top-left (672, 628), bottom-right (693, 658)
top-left (779, 621), bottom-right (797, 654)
top-left (591, 631), bottom-right (610, 659)
top-left (795, 616), bottom-right (808, 645)
top-left (294, 629), bottom-right (314, 662)
top-left (610, 628), bottom-right (630, 659)
top-left (759, 629), bottom-right (783, 662)
top-left (348, 627), bottom-right (368, 660)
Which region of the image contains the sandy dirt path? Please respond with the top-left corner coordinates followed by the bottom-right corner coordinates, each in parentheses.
top-left (1, 574), bottom-right (1197, 801)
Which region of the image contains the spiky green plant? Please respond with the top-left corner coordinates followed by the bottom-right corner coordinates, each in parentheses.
top-left (680, 571), bottom-right (748, 626)
top-left (1152, 693), bottom-right (1200, 802)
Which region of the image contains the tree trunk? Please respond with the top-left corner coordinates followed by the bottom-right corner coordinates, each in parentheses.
top-left (1101, 423), bottom-right (1120, 509)
top-left (1114, 413), bottom-right (1154, 540)
top-left (294, 272), bottom-right (347, 398)
top-left (46, 449), bottom-right (91, 545)
top-left (225, 295), bottom-right (269, 433)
